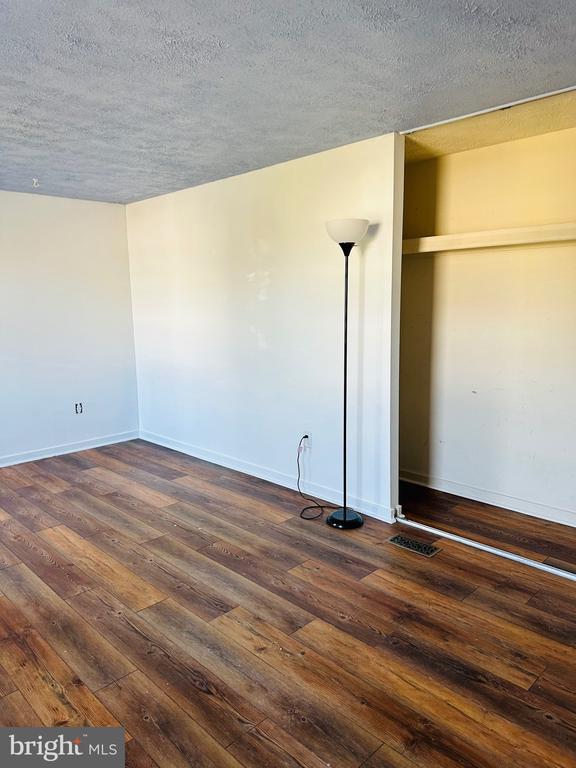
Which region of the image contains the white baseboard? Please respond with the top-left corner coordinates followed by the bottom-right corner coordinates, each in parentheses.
top-left (140, 429), bottom-right (395, 523)
top-left (0, 431), bottom-right (139, 469)
top-left (400, 469), bottom-right (576, 529)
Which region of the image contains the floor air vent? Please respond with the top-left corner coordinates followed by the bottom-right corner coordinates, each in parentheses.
top-left (389, 534), bottom-right (440, 557)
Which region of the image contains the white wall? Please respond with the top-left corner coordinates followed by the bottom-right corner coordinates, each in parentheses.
top-left (127, 134), bottom-right (404, 521)
top-left (401, 128), bottom-right (576, 527)
top-left (0, 191), bottom-right (138, 465)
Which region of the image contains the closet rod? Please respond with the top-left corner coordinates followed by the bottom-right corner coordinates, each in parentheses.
top-left (403, 221), bottom-right (576, 255)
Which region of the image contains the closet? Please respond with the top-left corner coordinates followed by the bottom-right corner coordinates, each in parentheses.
top-left (398, 91), bottom-right (576, 576)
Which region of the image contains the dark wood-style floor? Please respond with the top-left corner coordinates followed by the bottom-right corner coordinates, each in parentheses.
top-left (401, 481), bottom-right (576, 573)
top-left (0, 441), bottom-right (574, 768)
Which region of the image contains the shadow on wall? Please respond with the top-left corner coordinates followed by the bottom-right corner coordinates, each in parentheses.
top-left (399, 159), bottom-right (438, 485)
top-left (353, 222), bottom-right (381, 505)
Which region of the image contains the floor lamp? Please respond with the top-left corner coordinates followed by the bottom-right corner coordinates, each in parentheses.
top-left (325, 218), bottom-right (370, 529)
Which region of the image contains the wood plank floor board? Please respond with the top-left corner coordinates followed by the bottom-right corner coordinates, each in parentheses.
top-left (0, 487), bottom-right (59, 531)
top-left (0, 614), bottom-right (123, 728)
top-left (34, 457), bottom-right (117, 495)
top-left (463, 587), bottom-right (576, 649)
top-left (59, 488), bottom-right (163, 543)
top-left (0, 440), bottom-right (573, 768)
top-left (163, 500), bottom-right (308, 570)
top-left (203, 538), bottom-right (534, 693)
top-left (56, 453), bottom-right (99, 471)
top-left (40, 525), bottom-right (166, 610)
top-left (204, 536), bottom-right (573, 740)
top-left (281, 515), bottom-right (439, 574)
top-left (8, 462), bottom-right (71, 493)
top-left (198, 539), bottom-right (401, 642)
top-left (90, 458), bottom-right (294, 526)
top-left (360, 743), bottom-right (421, 768)
top-left (142, 534), bottom-right (314, 634)
top-left (531, 674), bottom-right (576, 716)
top-left (83, 466), bottom-right (175, 508)
top-left (90, 491), bottom-right (217, 549)
top-left (256, 523), bottom-right (378, 580)
top-left (124, 740), bottom-right (161, 768)
top-left (77, 449), bottom-right (138, 475)
top-left (16, 484), bottom-right (110, 537)
top-left (379, 632), bottom-right (576, 768)
top-left (373, 542), bottom-right (536, 604)
top-left (132, 442), bottom-right (315, 513)
top-left (213, 607), bottom-right (506, 768)
top-left (67, 587), bottom-right (264, 746)
top-left (97, 670), bottom-right (245, 768)
top-left (0, 466), bottom-right (35, 491)
top-left (217, 471), bottom-right (310, 509)
top-left (0, 591), bottom-right (26, 641)
top-left (141, 598), bottom-right (382, 768)
top-left (213, 607), bottom-right (416, 750)
top-left (424, 547), bottom-right (541, 603)
top-left (104, 441), bottom-right (233, 484)
top-left (0, 565), bottom-right (135, 690)
top-left (362, 570), bottom-right (556, 677)
top-left (527, 587), bottom-right (576, 624)
top-left (0, 538), bottom-right (21, 570)
top-left (537, 663), bottom-right (576, 696)
top-left (116, 463), bottom-right (294, 526)
top-left (207, 560), bottom-right (560, 762)
top-left (99, 444), bottom-right (188, 481)
top-left (168, 493), bottom-right (274, 536)
top-left (167, 496), bottom-right (378, 580)
top-left (84, 530), bottom-right (237, 621)
top-left (0, 690), bottom-right (42, 727)
top-left (320, 561), bottom-right (545, 687)
top-left (293, 620), bottom-right (566, 768)
top-left (0, 659), bottom-right (16, 697)
top-left (227, 718), bottom-right (332, 768)
top-left (131, 439), bottom-right (223, 467)
top-left (128, 441), bottom-right (294, 505)
top-left (175, 474), bottom-right (295, 523)
top-left (292, 560), bottom-right (543, 688)
top-left (0, 516), bottom-right (95, 598)
top-left (103, 441), bottom-right (298, 518)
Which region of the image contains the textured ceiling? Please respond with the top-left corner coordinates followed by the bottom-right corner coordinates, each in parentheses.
top-left (1, 1), bottom-right (575, 203)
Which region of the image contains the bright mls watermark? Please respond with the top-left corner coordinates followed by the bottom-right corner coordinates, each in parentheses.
top-left (0, 728), bottom-right (124, 766)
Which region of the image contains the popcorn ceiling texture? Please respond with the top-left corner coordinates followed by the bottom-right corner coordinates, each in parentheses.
top-left (0, 0), bottom-right (574, 203)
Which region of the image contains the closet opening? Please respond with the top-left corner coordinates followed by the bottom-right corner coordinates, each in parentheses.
top-left (398, 91), bottom-right (576, 580)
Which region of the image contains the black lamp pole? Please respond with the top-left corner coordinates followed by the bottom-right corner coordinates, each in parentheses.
top-left (326, 241), bottom-right (364, 529)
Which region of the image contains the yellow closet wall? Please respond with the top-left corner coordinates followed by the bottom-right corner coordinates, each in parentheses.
top-left (401, 126), bottom-right (576, 526)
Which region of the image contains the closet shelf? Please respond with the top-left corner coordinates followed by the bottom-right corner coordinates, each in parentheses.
top-left (403, 222), bottom-right (576, 255)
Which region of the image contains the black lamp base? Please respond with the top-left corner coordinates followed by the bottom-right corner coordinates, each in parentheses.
top-left (326, 507), bottom-right (364, 529)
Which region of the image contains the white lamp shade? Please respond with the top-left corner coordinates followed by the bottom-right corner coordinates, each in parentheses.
top-left (325, 218), bottom-right (369, 244)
